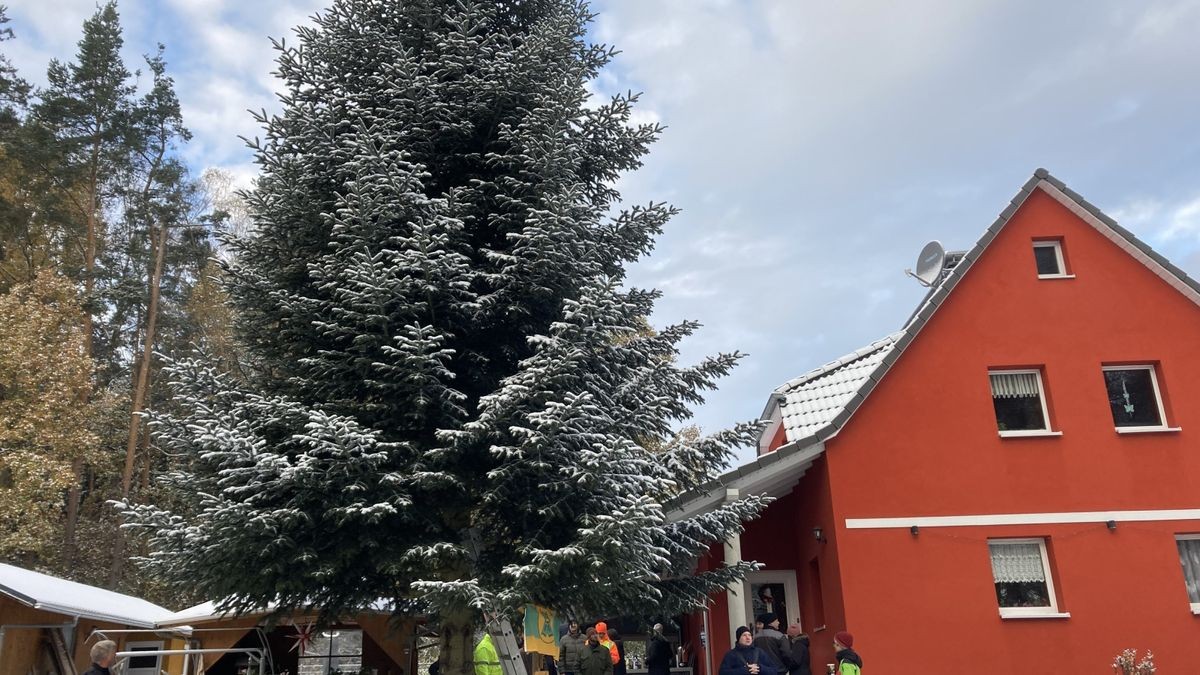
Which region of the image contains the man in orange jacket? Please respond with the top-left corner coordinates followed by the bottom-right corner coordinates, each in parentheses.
top-left (594, 622), bottom-right (620, 665)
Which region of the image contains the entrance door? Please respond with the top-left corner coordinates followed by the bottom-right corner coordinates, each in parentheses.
top-left (742, 571), bottom-right (801, 630)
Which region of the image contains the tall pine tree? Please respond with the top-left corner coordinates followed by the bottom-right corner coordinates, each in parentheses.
top-left (124, 0), bottom-right (766, 667)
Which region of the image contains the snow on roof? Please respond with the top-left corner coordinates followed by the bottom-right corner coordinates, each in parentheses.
top-left (0, 563), bottom-right (173, 627)
top-left (158, 598), bottom-right (399, 626)
top-left (772, 332), bottom-right (904, 443)
top-left (159, 600), bottom-right (222, 626)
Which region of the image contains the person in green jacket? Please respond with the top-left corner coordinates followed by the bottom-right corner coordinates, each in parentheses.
top-left (579, 628), bottom-right (615, 675)
top-left (475, 633), bottom-right (504, 675)
top-left (832, 632), bottom-right (862, 675)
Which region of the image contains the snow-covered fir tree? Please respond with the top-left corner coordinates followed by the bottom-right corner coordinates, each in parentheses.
top-left (121, 0), bottom-right (767, 669)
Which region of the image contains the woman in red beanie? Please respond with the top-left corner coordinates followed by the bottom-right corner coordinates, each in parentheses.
top-left (832, 631), bottom-right (862, 674)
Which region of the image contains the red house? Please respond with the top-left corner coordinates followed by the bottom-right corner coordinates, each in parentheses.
top-left (673, 169), bottom-right (1200, 675)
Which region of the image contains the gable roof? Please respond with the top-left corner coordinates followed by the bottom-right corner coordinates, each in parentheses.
top-left (668, 168), bottom-right (1200, 521)
top-left (0, 563), bottom-right (173, 627)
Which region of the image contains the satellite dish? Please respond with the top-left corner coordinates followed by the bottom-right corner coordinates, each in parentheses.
top-left (906, 240), bottom-right (945, 286)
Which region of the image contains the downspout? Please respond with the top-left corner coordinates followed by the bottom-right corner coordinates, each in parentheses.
top-left (701, 608), bottom-right (714, 675)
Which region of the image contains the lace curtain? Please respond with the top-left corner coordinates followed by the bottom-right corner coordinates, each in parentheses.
top-left (989, 372), bottom-right (1040, 399)
top-left (989, 542), bottom-right (1045, 582)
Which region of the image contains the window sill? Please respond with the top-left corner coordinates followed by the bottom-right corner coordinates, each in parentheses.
top-left (1191, 605), bottom-right (1200, 616)
top-left (998, 430), bottom-right (1063, 438)
top-left (1037, 274), bottom-right (1075, 280)
top-left (999, 611), bottom-right (1071, 620)
top-left (1115, 426), bottom-right (1182, 435)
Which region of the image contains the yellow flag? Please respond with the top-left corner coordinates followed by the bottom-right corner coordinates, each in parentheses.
top-left (523, 604), bottom-right (562, 657)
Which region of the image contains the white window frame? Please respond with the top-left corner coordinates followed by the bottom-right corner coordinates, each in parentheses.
top-left (1176, 534), bottom-right (1200, 615)
top-left (741, 569), bottom-right (802, 632)
top-left (124, 640), bottom-right (164, 675)
top-left (1101, 365), bottom-right (1174, 433)
top-left (989, 369), bottom-right (1057, 437)
top-left (988, 538), bottom-right (1066, 619)
top-left (1033, 241), bottom-right (1072, 279)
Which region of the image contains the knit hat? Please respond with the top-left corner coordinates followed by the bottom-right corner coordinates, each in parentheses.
top-left (735, 626), bottom-right (752, 641)
top-left (595, 621), bottom-right (608, 634)
top-left (834, 631), bottom-right (853, 649)
top-left (758, 613), bottom-right (778, 626)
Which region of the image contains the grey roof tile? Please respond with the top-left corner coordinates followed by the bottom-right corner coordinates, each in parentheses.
top-left (771, 332), bottom-right (903, 442)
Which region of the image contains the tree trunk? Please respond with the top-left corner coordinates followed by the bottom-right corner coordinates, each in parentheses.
top-left (139, 428), bottom-right (152, 493)
top-left (63, 140), bottom-right (101, 568)
top-left (439, 608), bottom-right (479, 675)
top-left (110, 222), bottom-right (167, 585)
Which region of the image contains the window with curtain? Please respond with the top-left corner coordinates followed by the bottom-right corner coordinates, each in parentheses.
top-left (1103, 366), bottom-right (1166, 428)
top-left (989, 370), bottom-right (1050, 433)
top-left (989, 539), bottom-right (1058, 615)
top-left (1177, 536), bottom-right (1200, 611)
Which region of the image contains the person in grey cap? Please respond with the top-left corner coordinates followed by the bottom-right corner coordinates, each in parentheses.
top-left (646, 623), bottom-right (672, 675)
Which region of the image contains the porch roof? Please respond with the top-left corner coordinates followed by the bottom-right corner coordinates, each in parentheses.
top-left (0, 562), bottom-right (173, 627)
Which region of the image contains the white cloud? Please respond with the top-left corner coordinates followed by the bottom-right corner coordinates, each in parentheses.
top-left (9, 0), bottom-right (1200, 443)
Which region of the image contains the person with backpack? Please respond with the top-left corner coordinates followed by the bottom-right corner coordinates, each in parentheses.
top-left (719, 627), bottom-right (778, 675)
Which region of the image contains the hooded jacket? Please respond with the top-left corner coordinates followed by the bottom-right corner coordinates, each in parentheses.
top-left (474, 635), bottom-right (503, 675)
top-left (835, 647), bottom-right (863, 675)
top-left (560, 630), bottom-right (587, 673)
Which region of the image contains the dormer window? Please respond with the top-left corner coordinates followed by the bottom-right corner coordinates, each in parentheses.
top-left (1033, 240), bottom-right (1071, 278)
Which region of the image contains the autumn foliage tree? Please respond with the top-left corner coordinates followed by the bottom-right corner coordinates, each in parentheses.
top-left (0, 271), bottom-right (96, 565)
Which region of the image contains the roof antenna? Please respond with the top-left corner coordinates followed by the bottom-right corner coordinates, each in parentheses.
top-left (905, 240), bottom-right (945, 287)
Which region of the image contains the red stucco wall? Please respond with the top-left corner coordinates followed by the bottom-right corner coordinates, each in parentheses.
top-left (823, 186), bottom-right (1200, 673)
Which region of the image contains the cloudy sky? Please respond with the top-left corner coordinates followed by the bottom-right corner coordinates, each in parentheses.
top-left (7, 1), bottom-right (1200, 464)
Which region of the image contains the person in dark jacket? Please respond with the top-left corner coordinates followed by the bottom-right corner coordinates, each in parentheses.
top-left (560, 620), bottom-right (587, 675)
top-left (751, 614), bottom-right (791, 671)
top-left (83, 640), bottom-right (119, 675)
top-left (719, 627), bottom-right (778, 675)
top-left (784, 624), bottom-right (810, 675)
top-left (609, 628), bottom-right (627, 675)
top-left (580, 628), bottom-right (615, 675)
top-left (833, 631), bottom-right (862, 675)
top-left (646, 623), bottom-right (672, 675)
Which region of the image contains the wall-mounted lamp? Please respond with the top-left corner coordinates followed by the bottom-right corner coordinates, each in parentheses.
top-left (910, 525), bottom-right (920, 536)
top-left (1106, 520), bottom-right (1117, 531)
top-left (812, 526), bottom-right (824, 542)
